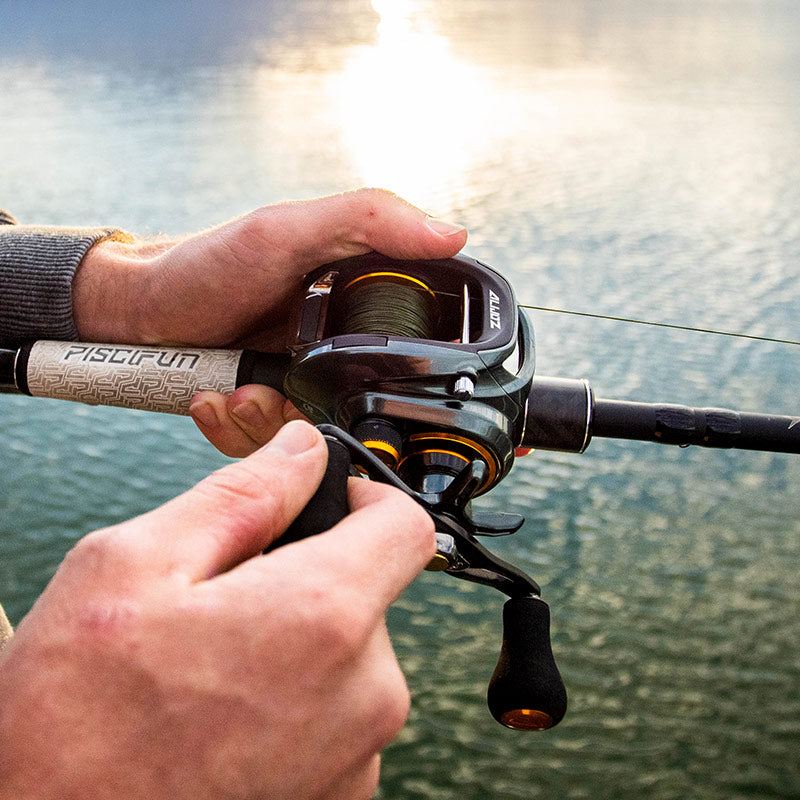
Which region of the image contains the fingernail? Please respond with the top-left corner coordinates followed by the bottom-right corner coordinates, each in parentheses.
top-left (231, 399), bottom-right (267, 429)
top-left (268, 421), bottom-right (318, 456)
top-left (189, 400), bottom-right (219, 428)
top-left (426, 216), bottom-right (466, 236)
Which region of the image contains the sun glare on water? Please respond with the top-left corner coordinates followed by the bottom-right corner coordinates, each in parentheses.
top-left (333, 0), bottom-right (501, 207)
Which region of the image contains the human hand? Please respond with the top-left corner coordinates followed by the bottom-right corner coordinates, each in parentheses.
top-left (0, 421), bottom-right (435, 800)
top-left (72, 188), bottom-right (468, 456)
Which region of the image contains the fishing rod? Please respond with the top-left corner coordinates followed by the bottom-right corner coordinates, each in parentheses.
top-left (1, 252), bottom-right (798, 731)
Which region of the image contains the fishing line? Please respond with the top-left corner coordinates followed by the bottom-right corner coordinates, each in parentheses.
top-left (339, 273), bottom-right (439, 339)
top-left (333, 267), bottom-right (800, 347)
top-left (518, 304), bottom-right (800, 347)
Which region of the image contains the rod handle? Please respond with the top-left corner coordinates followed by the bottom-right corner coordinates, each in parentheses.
top-left (487, 595), bottom-right (567, 730)
top-left (15, 341), bottom-right (289, 415)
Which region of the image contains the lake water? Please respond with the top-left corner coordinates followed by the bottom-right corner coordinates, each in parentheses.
top-left (1, 1), bottom-right (799, 797)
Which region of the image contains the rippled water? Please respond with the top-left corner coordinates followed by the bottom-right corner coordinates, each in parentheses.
top-left (2, 1), bottom-right (800, 797)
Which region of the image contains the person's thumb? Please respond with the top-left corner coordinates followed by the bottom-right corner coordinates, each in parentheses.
top-left (339, 187), bottom-right (468, 260)
top-left (262, 187), bottom-right (468, 264)
top-left (98, 421), bottom-right (329, 582)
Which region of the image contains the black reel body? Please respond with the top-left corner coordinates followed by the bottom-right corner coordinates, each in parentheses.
top-left (275, 253), bottom-right (567, 731)
top-left (285, 252), bottom-right (535, 495)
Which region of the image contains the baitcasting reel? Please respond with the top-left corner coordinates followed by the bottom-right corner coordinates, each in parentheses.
top-left (273, 252), bottom-right (565, 731)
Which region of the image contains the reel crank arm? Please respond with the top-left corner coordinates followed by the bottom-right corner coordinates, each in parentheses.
top-left (278, 424), bottom-right (568, 730)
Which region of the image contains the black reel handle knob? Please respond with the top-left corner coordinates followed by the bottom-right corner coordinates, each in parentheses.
top-left (268, 435), bottom-right (352, 549)
top-left (487, 595), bottom-right (568, 730)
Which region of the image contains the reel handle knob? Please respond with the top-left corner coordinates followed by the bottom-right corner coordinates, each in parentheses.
top-left (487, 595), bottom-right (567, 730)
top-left (268, 435), bottom-right (351, 548)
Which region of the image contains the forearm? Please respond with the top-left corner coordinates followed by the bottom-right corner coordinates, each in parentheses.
top-left (0, 217), bottom-right (134, 347)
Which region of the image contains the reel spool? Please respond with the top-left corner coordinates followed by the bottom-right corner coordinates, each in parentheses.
top-left (337, 272), bottom-right (440, 340)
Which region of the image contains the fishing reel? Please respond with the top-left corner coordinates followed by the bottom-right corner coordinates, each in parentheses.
top-left (270, 252), bottom-right (568, 730)
top-left (0, 248), bottom-right (566, 731)
top-left (284, 251), bottom-right (533, 494)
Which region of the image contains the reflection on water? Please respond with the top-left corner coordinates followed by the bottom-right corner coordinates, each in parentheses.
top-left (337, 0), bottom-right (489, 199)
top-left (2, 1), bottom-right (800, 798)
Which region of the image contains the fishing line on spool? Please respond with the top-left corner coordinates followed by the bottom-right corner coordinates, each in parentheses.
top-left (336, 273), bottom-right (800, 347)
top-left (338, 273), bottom-right (440, 339)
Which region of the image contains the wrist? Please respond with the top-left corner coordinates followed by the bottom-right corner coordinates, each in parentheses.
top-left (72, 238), bottom-right (163, 344)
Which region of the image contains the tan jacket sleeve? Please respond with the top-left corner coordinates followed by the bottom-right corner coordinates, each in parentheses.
top-left (0, 603), bottom-right (12, 649)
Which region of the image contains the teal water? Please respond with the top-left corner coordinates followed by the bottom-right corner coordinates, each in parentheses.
top-left (2, 1), bottom-right (800, 797)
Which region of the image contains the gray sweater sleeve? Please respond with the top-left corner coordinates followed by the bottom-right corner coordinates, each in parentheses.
top-left (0, 211), bottom-right (130, 347)
top-left (1, 211), bottom-right (133, 640)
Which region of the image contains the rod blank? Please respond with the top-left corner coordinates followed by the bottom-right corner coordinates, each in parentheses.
top-left (522, 377), bottom-right (800, 455)
top-left (592, 399), bottom-right (800, 454)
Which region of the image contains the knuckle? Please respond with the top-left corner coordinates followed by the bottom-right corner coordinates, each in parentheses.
top-left (56, 534), bottom-right (146, 651)
top-left (347, 187), bottom-right (398, 223)
top-left (72, 597), bottom-right (143, 653)
top-left (318, 604), bottom-right (372, 658)
top-left (199, 460), bottom-right (264, 499)
top-left (62, 529), bottom-right (106, 570)
top-left (61, 527), bottom-right (134, 579)
top-left (367, 666), bottom-right (412, 748)
top-left (299, 589), bottom-right (373, 659)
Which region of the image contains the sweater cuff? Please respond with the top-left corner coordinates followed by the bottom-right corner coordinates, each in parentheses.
top-left (0, 225), bottom-right (132, 347)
